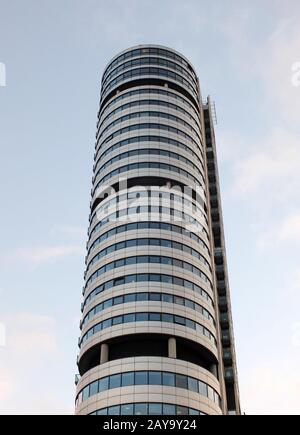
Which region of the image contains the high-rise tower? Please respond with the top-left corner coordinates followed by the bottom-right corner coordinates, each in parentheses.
top-left (75, 45), bottom-right (240, 416)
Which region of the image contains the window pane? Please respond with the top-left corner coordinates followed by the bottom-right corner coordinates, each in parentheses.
top-left (82, 386), bottom-right (89, 401)
top-left (149, 293), bottom-right (161, 301)
top-left (189, 409), bottom-right (200, 415)
top-left (136, 293), bottom-right (148, 301)
top-left (176, 406), bottom-right (188, 415)
top-left (208, 386), bottom-right (215, 401)
top-left (122, 372), bottom-right (134, 387)
top-left (108, 405), bottom-right (120, 415)
top-left (149, 403), bottom-right (163, 415)
top-left (112, 316), bottom-right (123, 325)
top-left (176, 374), bottom-right (188, 389)
top-left (99, 377), bottom-right (109, 392)
top-left (113, 296), bottom-right (123, 305)
top-left (149, 313), bottom-right (160, 321)
top-left (103, 299), bottom-right (113, 309)
top-left (162, 313), bottom-right (173, 323)
top-left (174, 316), bottom-right (185, 325)
top-left (162, 372), bottom-right (175, 387)
top-left (135, 371), bottom-right (148, 385)
top-left (121, 404), bottom-right (134, 415)
top-left (137, 274), bottom-right (148, 282)
top-left (188, 377), bottom-right (198, 393)
top-left (198, 381), bottom-right (208, 397)
top-left (136, 313), bottom-right (148, 322)
top-left (174, 296), bottom-right (184, 306)
top-left (134, 403), bottom-right (148, 415)
top-left (162, 294), bottom-right (173, 303)
top-left (163, 404), bottom-right (176, 415)
top-left (89, 381), bottom-right (99, 396)
top-left (123, 314), bottom-right (135, 323)
top-left (97, 408), bottom-right (108, 415)
top-left (109, 374), bottom-right (121, 389)
top-left (124, 293), bottom-right (136, 303)
top-left (149, 371), bottom-right (162, 385)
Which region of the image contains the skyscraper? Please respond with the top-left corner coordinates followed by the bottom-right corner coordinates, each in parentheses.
top-left (75, 45), bottom-right (241, 416)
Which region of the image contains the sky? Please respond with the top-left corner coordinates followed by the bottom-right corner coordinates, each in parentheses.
top-left (0, 0), bottom-right (300, 415)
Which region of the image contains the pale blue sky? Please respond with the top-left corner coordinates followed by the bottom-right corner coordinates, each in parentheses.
top-left (0, 0), bottom-right (300, 414)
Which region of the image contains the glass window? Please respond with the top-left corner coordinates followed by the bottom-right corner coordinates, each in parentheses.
top-left (136, 293), bottom-right (148, 301)
top-left (149, 256), bottom-right (160, 264)
top-left (125, 275), bottom-right (137, 284)
top-left (124, 293), bottom-right (136, 303)
top-left (97, 408), bottom-right (108, 415)
top-left (109, 374), bottom-right (121, 389)
top-left (115, 259), bottom-right (125, 268)
top-left (162, 294), bottom-right (173, 303)
top-left (82, 386), bottom-right (89, 401)
top-left (135, 371), bottom-right (148, 385)
top-left (162, 372), bottom-right (175, 387)
top-left (102, 319), bottom-right (112, 329)
top-left (149, 371), bottom-right (162, 385)
top-left (89, 381), bottom-right (99, 396)
top-left (162, 313), bottom-right (173, 323)
top-left (126, 256), bottom-right (136, 265)
top-left (161, 275), bottom-right (172, 283)
top-left (198, 381), bottom-right (208, 397)
top-left (186, 319), bottom-right (195, 329)
top-left (189, 409), bottom-right (200, 415)
top-left (149, 293), bottom-right (161, 301)
top-left (185, 299), bottom-right (194, 309)
top-left (108, 405), bottom-right (120, 415)
top-left (188, 377), bottom-right (198, 393)
top-left (174, 277), bottom-right (183, 286)
top-left (121, 404), bottom-right (134, 415)
top-left (99, 377), bottom-right (109, 392)
top-left (149, 274), bottom-right (161, 282)
top-left (103, 299), bottom-right (113, 309)
top-left (136, 313), bottom-right (148, 322)
top-left (94, 323), bottom-right (102, 333)
top-left (163, 404), bottom-right (176, 415)
top-left (207, 386), bottom-right (215, 401)
top-left (177, 406), bottom-right (188, 415)
top-left (113, 296), bottom-right (123, 305)
top-left (174, 296), bottom-right (184, 306)
top-left (161, 257), bottom-right (172, 265)
top-left (137, 274), bottom-right (148, 282)
top-left (149, 403), bottom-right (163, 415)
top-left (134, 403), bottom-right (148, 415)
top-left (122, 372), bottom-right (134, 387)
top-left (123, 314), bottom-right (135, 323)
top-left (114, 277), bottom-right (125, 286)
top-left (112, 316), bottom-right (123, 325)
top-left (149, 313), bottom-right (160, 321)
top-left (174, 316), bottom-right (185, 326)
top-left (176, 374), bottom-right (188, 389)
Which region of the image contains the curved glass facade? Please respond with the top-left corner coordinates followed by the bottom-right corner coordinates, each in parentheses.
top-left (76, 45), bottom-right (241, 416)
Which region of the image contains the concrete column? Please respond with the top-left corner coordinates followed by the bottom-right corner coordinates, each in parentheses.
top-left (100, 343), bottom-right (109, 364)
top-left (168, 337), bottom-right (177, 358)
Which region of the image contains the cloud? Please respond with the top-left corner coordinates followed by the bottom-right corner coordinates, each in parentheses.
top-left (3, 244), bottom-right (84, 267)
top-left (230, 128), bottom-right (300, 199)
top-left (257, 211), bottom-right (300, 249)
top-left (261, 18), bottom-right (300, 124)
top-left (241, 360), bottom-right (300, 415)
top-left (0, 313), bottom-right (72, 414)
top-left (50, 225), bottom-right (86, 240)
